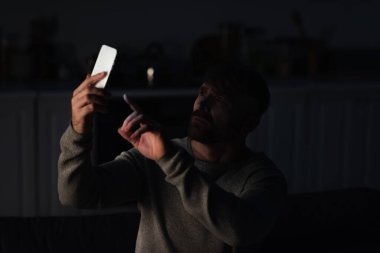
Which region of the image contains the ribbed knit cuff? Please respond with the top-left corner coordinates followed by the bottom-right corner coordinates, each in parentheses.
top-left (60, 124), bottom-right (92, 151)
top-left (156, 144), bottom-right (194, 183)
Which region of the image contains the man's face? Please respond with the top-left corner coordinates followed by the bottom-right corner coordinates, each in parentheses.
top-left (188, 83), bottom-right (246, 144)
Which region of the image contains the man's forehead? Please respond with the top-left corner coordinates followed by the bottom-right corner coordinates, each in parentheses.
top-left (201, 82), bottom-right (249, 98)
top-left (200, 82), bottom-right (255, 104)
top-left (200, 82), bottom-right (212, 89)
top-left (200, 82), bottom-right (227, 94)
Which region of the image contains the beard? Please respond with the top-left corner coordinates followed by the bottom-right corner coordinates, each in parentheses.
top-left (188, 109), bottom-right (245, 144)
top-left (187, 110), bottom-right (222, 144)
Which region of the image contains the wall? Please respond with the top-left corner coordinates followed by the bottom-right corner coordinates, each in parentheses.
top-left (1, 0), bottom-right (379, 63)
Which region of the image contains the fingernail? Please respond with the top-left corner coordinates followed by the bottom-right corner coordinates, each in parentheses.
top-left (123, 94), bottom-right (138, 112)
top-left (123, 94), bottom-right (130, 104)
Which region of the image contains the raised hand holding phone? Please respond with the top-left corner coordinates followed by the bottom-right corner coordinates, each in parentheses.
top-left (70, 45), bottom-right (117, 134)
top-left (91, 45), bottom-right (117, 89)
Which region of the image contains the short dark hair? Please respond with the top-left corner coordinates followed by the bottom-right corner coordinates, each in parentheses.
top-left (204, 63), bottom-right (270, 119)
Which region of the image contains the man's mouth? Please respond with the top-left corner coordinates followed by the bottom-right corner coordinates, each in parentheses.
top-left (192, 115), bottom-right (210, 125)
top-left (191, 110), bottom-right (214, 127)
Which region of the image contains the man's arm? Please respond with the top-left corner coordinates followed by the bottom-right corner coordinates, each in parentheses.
top-left (58, 73), bottom-right (143, 209)
top-left (156, 147), bottom-right (287, 247)
top-left (58, 124), bottom-right (144, 208)
top-left (117, 97), bottom-right (286, 247)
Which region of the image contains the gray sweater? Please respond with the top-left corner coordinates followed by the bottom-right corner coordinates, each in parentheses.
top-left (58, 125), bottom-right (287, 253)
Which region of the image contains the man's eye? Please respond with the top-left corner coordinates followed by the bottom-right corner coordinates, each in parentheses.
top-left (215, 95), bottom-right (226, 102)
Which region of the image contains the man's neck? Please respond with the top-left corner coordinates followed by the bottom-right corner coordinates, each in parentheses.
top-left (190, 139), bottom-right (249, 163)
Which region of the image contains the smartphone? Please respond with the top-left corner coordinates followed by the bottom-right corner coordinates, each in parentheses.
top-left (91, 45), bottom-right (117, 88)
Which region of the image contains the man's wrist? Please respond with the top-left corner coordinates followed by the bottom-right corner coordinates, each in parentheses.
top-left (156, 141), bottom-right (177, 163)
top-left (70, 121), bottom-right (92, 139)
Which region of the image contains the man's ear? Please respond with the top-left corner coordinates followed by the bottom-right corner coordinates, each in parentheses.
top-left (241, 116), bottom-right (259, 135)
top-left (241, 125), bottom-right (251, 136)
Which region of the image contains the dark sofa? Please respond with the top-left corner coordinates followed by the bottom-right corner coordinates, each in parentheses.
top-left (261, 187), bottom-right (380, 253)
top-left (1, 188), bottom-right (379, 253)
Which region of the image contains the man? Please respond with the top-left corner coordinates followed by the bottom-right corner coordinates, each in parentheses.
top-left (58, 64), bottom-right (287, 252)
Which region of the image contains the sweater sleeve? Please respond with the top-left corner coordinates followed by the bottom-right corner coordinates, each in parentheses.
top-left (156, 146), bottom-right (287, 247)
top-left (57, 125), bottom-right (144, 208)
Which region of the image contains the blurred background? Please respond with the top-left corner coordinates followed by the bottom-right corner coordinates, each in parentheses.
top-left (0, 0), bottom-right (379, 216)
top-left (1, 0), bottom-right (380, 86)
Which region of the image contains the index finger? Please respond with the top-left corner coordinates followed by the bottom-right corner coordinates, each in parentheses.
top-left (123, 94), bottom-right (141, 112)
top-left (73, 72), bottom-right (107, 96)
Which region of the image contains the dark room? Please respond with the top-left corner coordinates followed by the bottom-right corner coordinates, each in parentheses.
top-left (0, 0), bottom-right (379, 252)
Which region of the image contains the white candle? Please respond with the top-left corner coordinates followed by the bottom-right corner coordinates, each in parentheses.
top-left (147, 67), bottom-right (154, 86)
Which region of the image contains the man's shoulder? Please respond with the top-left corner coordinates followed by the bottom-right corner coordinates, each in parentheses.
top-left (238, 151), bottom-right (285, 181)
top-left (233, 152), bottom-right (287, 194)
top-left (248, 152), bottom-right (276, 168)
